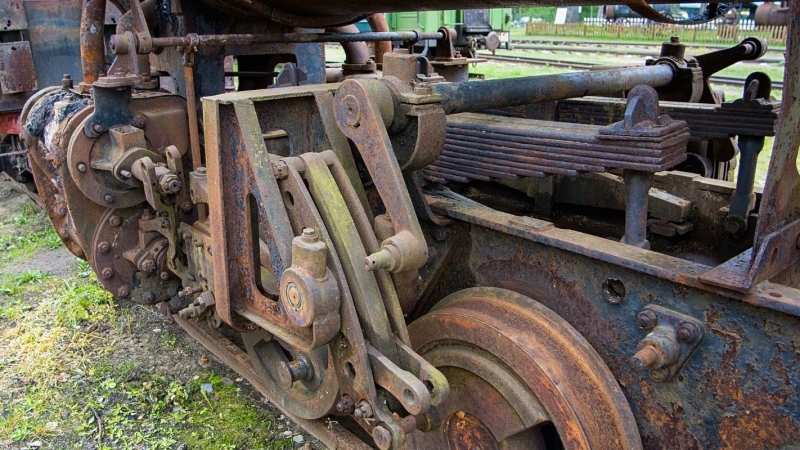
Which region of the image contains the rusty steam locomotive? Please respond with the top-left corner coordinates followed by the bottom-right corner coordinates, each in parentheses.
top-left (2, 0), bottom-right (799, 448)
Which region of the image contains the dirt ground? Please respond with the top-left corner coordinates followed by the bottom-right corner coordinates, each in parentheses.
top-left (0, 176), bottom-right (316, 450)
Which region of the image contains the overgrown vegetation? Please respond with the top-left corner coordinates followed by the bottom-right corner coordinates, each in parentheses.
top-left (0, 192), bottom-right (295, 449)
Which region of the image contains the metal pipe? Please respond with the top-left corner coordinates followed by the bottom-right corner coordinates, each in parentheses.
top-left (367, 14), bottom-right (392, 65)
top-left (328, 25), bottom-right (371, 65)
top-left (79, 0), bottom-right (107, 85)
top-left (432, 64), bottom-right (675, 115)
top-left (145, 31), bottom-right (445, 50)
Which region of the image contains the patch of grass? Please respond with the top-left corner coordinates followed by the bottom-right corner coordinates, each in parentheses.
top-left (0, 203), bottom-right (62, 264)
top-left (1, 262), bottom-right (292, 449)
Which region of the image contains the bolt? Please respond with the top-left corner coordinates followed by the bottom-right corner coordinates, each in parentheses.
top-left (637, 310), bottom-right (658, 329)
top-left (669, 36), bottom-right (680, 43)
top-left (76, 162), bottom-right (87, 173)
top-left (676, 322), bottom-right (699, 343)
top-left (335, 395), bottom-right (355, 414)
top-left (92, 123), bottom-right (103, 133)
top-left (109, 215), bottom-right (122, 227)
top-left (159, 173), bottom-right (182, 194)
top-left (104, 194), bottom-right (114, 203)
top-left (285, 282), bottom-right (304, 310)
top-left (142, 291), bottom-right (155, 303)
top-left (275, 358), bottom-right (310, 390)
top-left (302, 227), bottom-right (316, 238)
top-left (139, 258), bottom-right (156, 274)
top-left (160, 219), bottom-right (170, 228)
top-left (101, 268), bottom-right (114, 279)
top-left (117, 285), bottom-right (131, 298)
top-left (61, 74), bottom-right (73, 89)
top-left (630, 345), bottom-right (660, 370)
top-left (196, 167), bottom-right (207, 176)
top-left (272, 161), bottom-right (289, 180)
top-left (180, 201), bottom-right (193, 213)
top-left (119, 169), bottom-right (132, 178)
top-left (133, 116), bottom-right (146, 128)
top-left (354, 400), bottom-right (373, 420)
top-left (372, 425), bottom-right (393, 450)
top-left (160, 271), bottom-right (170, 280)
top-left (97, 241), bottom-right (111, 254)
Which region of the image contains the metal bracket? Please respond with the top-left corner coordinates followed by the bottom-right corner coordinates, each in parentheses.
top-left (632, 305), bottom-right (705, 382)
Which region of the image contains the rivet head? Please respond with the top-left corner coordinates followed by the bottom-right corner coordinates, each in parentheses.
top-left (76, 162), bottom-right (87, 173)
top-left (109, 216), bottom-right (122, 227)
top-left (676, 322), bottom-right (698, 343)
top-left (104, 194), bottom-right (114, 203)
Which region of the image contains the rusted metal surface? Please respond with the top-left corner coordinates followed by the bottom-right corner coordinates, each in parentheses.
top-left (427, 100), bottom-right (689, 183)
top-left (698, 7), bottom-right (800, 293)
top-left (424, 194), bottom-right (800, 449)
top-left (0, 112), bottom-right (20, 134)
top-left (407, 287), bottom-right (641, 449)
top-left (0, 42), bottom-right (37, 94)
top-left (79, 0), bottom-right (106, 86)
top-left (557, 96), bottom-right (780, 140)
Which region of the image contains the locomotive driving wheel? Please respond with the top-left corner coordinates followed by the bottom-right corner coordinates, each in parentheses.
top-left (405, 287), bottom-right (641, 450)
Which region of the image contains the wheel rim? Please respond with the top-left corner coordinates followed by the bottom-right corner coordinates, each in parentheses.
top-left (405, 287), bottom-right (641, 450)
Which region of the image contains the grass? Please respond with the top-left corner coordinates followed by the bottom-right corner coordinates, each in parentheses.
top-left (0, 195), bottom-right (295, 449)
top-left (0, 203), bottom-right (62, 264)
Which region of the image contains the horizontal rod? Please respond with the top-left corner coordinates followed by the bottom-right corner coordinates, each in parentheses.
top-left (150, 30), bottom-right (445, 49)
top-left (432, 64), bottom-right (675, 115)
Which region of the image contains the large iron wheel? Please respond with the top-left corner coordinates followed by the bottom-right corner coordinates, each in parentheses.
top-left (405, 287), bottom-right (641, 450)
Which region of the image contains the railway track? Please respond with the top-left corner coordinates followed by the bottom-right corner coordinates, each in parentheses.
top-left (480, 53), bottom-right (785, 89)
top-left (505, 43), bottom-right (785, 63)
top-left (509, 37), bottom-right (787, 53)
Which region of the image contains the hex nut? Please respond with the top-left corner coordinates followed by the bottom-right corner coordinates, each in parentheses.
top-left (101, 268), bottom-right (114, 279)
top-left (637, 310), bottom-right (658, 329)
top-left (97, 241), bottom-right (111, 254)
top-left (117, 285), bottom-right (131, 298)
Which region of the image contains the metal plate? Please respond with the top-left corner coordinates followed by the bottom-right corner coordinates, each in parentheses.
top-left (0, 42), bottom-right (37, 94)
top-left (0, 0), bottom-right (27, 31)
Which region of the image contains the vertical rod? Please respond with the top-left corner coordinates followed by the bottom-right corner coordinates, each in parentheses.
top-left (725, 135), bottom-right (764, 237)
top-left (367, 14), bottom-right (392, 66)
top-left (621, 169), bottom-right (653, 250)
top-left (183, 53), bottom-right (202, 170)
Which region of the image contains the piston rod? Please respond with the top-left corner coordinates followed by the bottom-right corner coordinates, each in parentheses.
top-left (432, 64), bottom-right (676, 114)
top-left (119, 30), bottom-right (446, 52)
